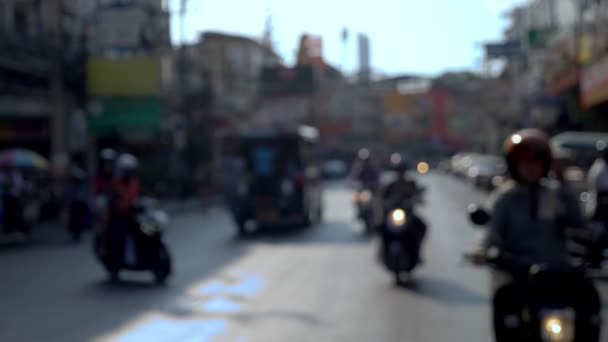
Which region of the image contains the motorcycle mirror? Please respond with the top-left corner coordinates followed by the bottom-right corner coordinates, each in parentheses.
top-left (468, 203), bottom-right (490, 226)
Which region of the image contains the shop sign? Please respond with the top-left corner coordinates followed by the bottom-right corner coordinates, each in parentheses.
top-left (581, 56), bottom-right (608, 108)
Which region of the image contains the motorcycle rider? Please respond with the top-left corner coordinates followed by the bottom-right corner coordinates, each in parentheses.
top-left (381, 153), bottom-right (423, 202)
top-left (95, 148), bottom-right (117, 195)
top-left (102, 153), bottom-right (141, 273)
top-left (469, 129), bottom-right (599, 341)
top-left (376, 153), bottom-right (427, 263)
top-left (351, 148), bottom-right (380, 189)
top-left (67, 167), bottom-right (91, 241)
top-left (588, 141), bottom-right (608, 224)
top-left (112, 154), bottom-right (140, 222)
top-left (2, 168), bottom-right (28, 234)
top-left (586, 141), bottom-right (608, 267)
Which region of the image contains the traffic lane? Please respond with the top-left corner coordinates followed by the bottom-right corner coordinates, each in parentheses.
top-left (0, 206), bottom-right (253, 342)
top-left (160, 173), bottom-right (605, 342)
top-left (92, 175), bottom-right (493, 341)
top-left (212, 173), bottom-right (494, 341)
top-left (421, 173), bottom-right (608, 338)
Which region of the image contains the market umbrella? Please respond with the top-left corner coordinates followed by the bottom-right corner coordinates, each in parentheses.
top-left (0, 149), bottom-right (49, 170)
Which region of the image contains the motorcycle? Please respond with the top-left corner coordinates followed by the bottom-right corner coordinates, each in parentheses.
top-left (467, 205), bottom-right (602, 342)
top-left (583, 191), bottom-right (608, 270)
top-left (95, 197), bottom-right (172, 284)
top-left (378, 192), bottom-right (427, 284)
top-left (353, 185), bottom-right (376, 234)
top-left (67, 192), bottom-right (92, 242)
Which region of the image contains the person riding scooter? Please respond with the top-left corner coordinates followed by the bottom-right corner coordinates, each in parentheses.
top-left (95, 148), bottom-right (117, 196)
top-left (586, 140), bottom-right (608, 267)
top-left (376, 154), bottom-right (427, 281)
top-left (100, 153), bottom-right (141, 277)
top-left (95, 153), bottom-right (171, 283)
top-left (381, 153), bottom-right (424, 204)
top-left (468, 129), bottom-right (600, 341)
top-left (67, 167), bottom-right (92, 241)
top-left (351, 149), bottom-right (380, 190)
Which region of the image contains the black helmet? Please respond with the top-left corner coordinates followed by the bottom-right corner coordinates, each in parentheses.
top-left (504, 129), bottom-right (552, 181)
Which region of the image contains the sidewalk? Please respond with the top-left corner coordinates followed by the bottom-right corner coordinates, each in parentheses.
top-left (0, 196), bottom-right (223, 246)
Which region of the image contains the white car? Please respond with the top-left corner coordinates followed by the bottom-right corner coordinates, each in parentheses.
top-left (322, 160), bottom-right (348, 179)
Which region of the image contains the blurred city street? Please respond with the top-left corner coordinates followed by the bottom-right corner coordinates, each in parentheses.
top-left (2, 0), bottom-right (608, 341)
top-left (2, 172), bottom-right (607, 342)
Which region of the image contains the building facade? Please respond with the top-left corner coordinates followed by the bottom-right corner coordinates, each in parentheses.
top-left (196, 31), bottom-right (283, 131)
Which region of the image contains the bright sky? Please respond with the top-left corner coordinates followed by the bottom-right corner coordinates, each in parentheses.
top-left (169, 0), bottom-right (527, 76)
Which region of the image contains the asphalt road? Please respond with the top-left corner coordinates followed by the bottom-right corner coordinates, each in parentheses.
top-left (1, 172), bottom-right (607, 342)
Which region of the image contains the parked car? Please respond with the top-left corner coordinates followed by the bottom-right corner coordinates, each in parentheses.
top-left (551, 131), bottom-right (608, 169)
top-left (450, 152), bottom-right (480, 178)
top-left (466, 155), bottom-right (507, 191)
top-left (438, 159), bottom-right (451, 173)
top-left (551, 131), bottom-right (608, 209)
top-left (322, 160), bottom-right (348, 179)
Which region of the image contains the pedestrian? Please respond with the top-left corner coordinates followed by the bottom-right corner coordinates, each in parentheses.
top-left (2, 168), bottom-right (27, 234)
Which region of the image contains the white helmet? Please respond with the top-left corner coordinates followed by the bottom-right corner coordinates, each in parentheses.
top-left (117, 153), bottom-right (138, 171)
top-left (100, 148), bottom-right (117, 161)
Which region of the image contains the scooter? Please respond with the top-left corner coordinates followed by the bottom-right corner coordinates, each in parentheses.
top-left (378, 195), bottom-right (427, 284)
top-left (353, 185), bottom-right (376, 234)
top-left (580, 191), bottom-right (608, 270)
top-left (467, 205), bottom-right (602, 342)
top-left (95, 198), bottom-right (172, 284)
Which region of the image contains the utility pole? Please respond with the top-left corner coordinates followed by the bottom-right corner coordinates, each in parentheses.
top-left (49, 0), bottom-right (67, 172)
top-left (341, 27), bottom-right (348, 75)
top-left (170, 0), bottom-right (189, 197)
top-left (179, 0), bottom-right (188, 119)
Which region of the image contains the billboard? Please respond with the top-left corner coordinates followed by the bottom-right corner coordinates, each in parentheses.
top-left (581, 56), bottom-right (608, 109)
top-left (383, 91), bottom-right (431, 143)
top-left (87, 55), bottom-right (160, 96)
top-left (87, 97), bottom-right (161, 137)
top-left (250, 97), bottom-right (311, 129)
top-left (485, 41), bottom-right (521, 58)
top-left (95, 3), bottom-right (169, 51)
top-left (383, 91), bottom-right (408, 114)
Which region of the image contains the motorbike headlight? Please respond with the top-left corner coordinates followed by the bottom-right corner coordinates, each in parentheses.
top-left (388, 209), bottom-right (407, 229)
top-left (541, 311), bottom-right (574, 342)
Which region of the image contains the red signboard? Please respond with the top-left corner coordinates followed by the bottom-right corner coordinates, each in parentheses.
top-left (581, 57), bottom-right (608, 109)
top-left (430, 89), bottom-right (450, 144)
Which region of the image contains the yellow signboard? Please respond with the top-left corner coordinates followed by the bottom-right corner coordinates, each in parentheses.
top-left (383, 91), bottom-right (408, 114)
top-left (87, 55), bottom-right (160, 96)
